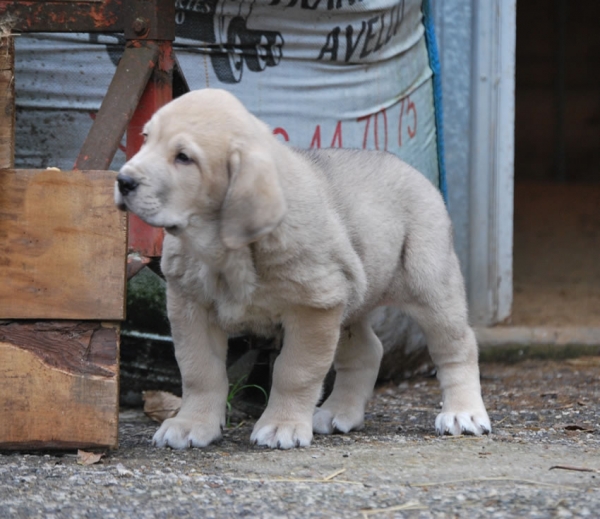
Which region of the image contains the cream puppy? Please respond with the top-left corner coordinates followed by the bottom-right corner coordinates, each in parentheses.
top-left (115, 89), bottom-right (491, 449)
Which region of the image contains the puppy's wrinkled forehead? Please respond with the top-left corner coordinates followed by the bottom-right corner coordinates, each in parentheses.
top-left (144, 89), bottom-right (257, 142)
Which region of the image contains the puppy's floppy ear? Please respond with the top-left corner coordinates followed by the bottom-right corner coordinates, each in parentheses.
top-left (220, 144), bottom-right (287, 249)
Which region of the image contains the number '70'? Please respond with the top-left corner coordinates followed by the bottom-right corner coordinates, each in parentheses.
top-left (357, 96), bottom-right (417, 151)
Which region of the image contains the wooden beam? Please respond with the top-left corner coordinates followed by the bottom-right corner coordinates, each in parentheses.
top-left (0, 34), bottom-right (14, 168)
top-left (74, 43), bottom-right (159, 171)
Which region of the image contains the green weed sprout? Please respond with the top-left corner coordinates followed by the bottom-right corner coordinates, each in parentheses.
top-left (226, 376), bottom-right (268, 427)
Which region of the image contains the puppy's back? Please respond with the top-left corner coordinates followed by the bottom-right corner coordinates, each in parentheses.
top-left (294, 148), bottom-right (446, 231)
top-left (288, 148), bottom-right (449, 307)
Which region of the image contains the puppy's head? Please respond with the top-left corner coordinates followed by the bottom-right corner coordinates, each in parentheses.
top-left (115, 89), bottom-right (286, 249)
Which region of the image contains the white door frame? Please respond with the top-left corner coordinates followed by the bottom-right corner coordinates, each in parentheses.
top-left (432, 0), bottom-right (516, 325)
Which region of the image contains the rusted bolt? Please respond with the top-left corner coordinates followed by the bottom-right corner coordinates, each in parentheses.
top-left (132, 17), bottom-right (149, 36)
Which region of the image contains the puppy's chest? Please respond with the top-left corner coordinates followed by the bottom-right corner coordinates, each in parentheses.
top-left (213, 297), bottom-right (282, 336)
top-left (177, 256), bottom-right (283, 336)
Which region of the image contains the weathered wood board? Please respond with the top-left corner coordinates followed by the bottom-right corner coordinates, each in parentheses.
top-left (0, 321), bottom-right (119, 449)
top-left (0, 36), bottom-right (15, 169)
top-left (0, 169), bottom-right (127, 320)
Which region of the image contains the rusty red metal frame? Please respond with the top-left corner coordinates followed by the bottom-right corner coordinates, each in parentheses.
top-left (0, 0), bottom-right (187, 256)
top-left (0, 1), bottom-right (123, 33)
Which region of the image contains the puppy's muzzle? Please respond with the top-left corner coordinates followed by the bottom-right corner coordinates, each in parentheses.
top-left (116, 174), bottom-right (139, 196)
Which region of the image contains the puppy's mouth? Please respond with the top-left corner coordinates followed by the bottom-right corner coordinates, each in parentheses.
top-left (114, 181), bottom-right (187, 234)
top-left (165, 225), bottom-right (182, 236)
top-left (114, 182), bottom-right (129, 212)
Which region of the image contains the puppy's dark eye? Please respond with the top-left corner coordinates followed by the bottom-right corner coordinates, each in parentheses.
top-left (175, 152), bottom-right (193, 165)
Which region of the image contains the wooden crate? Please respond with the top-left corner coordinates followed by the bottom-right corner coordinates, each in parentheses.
top-left (0, 321), bottom-right (120, 449)
top-left (0, 168), bottom-right (127, 449)
top-left (0, 169), bottom-right (127, 320)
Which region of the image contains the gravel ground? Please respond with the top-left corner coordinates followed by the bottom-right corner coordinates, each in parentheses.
top-left (1, 358), bottom-right (599, 518)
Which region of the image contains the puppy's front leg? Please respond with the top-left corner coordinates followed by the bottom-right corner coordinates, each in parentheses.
top-left (153, 287), bottom-right (228, 449)
top-left (251, 305), bottom-right (343, 449)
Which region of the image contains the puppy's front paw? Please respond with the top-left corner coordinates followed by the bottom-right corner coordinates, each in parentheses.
top-left (313, 405), bottom-right (364, 435)
top-left (152, 417), bottom-right (222, 449)
top-left (435, 409), bottom-right (491, 436)
top-left (251, 418), bottom-right (313, 449)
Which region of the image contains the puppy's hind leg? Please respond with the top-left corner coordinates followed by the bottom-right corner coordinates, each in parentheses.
top-left (313, 317), bottom-right (383, 434)
top-left (403, 260), bottom-right (491, 436)
top-left (427, 321), bottom-right (491, 436)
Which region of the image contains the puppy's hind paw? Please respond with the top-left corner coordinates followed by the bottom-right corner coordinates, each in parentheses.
top-left (313, 408), bottom-right (336, 435)
top-left (313, 406), bottom-right (364, 435)
top-left (435, 411), bottom-right (491, 437)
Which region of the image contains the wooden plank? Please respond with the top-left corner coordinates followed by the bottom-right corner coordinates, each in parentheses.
top-left (0, 321), bottom-right (119, 449)
top-left (0, 35), bottom-right (15, 168)
top-left (0, 169), bottom-right (127, 320)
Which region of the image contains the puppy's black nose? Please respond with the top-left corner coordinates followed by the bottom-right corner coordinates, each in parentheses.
top-left (117, 174), bottom-right (139, 196)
